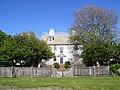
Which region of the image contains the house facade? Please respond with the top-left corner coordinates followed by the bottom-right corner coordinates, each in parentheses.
top-left (41, 28), bottom-right (82, 66)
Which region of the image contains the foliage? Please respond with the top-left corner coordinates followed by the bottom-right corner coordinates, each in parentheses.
top-left (0, 61), bottom-right (12, 67)
top-left (0, 30), bottom-right (54, 67)
top-left (64, 61), bottom-right (71, 69)
top-left (81, 42), bottom-right (120, 66)
top-left (78, 64), bottom-right (86, 67)
top-left (0, 30), bottom-right (13, 66)
top-left (110, 64), bottom-right (120, 76)
top-left (69, 6), bottom-right (119, 66)
top-left (53, 62), bottom-right (60, 69)
top-left (110, 44), bottom-right (120, 64)
top-left (0, 77), bottom-right (120, 90)
top-left (69, 6), bottom-right (118, 44)
top-left (0, 30), bottom-right (11, 45)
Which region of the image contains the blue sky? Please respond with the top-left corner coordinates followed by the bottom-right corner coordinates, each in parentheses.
top-left (0, 0), bottom-right (120, 38)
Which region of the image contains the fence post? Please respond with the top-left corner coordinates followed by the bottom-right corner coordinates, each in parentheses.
top-left (11, 66), bottom-right (16, 78)
top-left (62, 70), bottom-right (64, 77)
top-left (73, 65), bottom-right (75, 76)
top-left (107, 66), bottom-right (110, 76)
top-left (89, 67), bottom-right (92, 76)
top-left (93, 66), bottom-right (96, 78)
top-left (31, 66), bottom-right (33, 78)
top-left (50, 66), bottom-right (52, 77)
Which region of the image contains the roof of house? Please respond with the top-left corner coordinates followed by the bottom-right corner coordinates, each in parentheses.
top-left (41, 28), bottom-right (74, 44)
top-left (42, 34), bottom-right (70, 44)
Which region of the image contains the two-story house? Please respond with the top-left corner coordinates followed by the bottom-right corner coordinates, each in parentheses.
top-left (41, 28), bottom-right (82, 67)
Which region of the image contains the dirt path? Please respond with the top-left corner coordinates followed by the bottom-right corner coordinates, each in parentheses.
top-left (0, 85), bottom-right (73, 90)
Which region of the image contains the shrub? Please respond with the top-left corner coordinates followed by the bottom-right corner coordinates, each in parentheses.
top-left (110, 64), bottom-right (120, 76)
top-left (79, 64), bottom-right (86, 67)
top-left (0, 61), bottom-right (12, 67)
top-left (53, 62), bottom-right (60, 69)
top-left (65, 61), bottom-right (71, 69)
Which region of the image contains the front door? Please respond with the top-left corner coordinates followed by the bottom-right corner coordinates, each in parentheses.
top-left (60, 57), bottom-right (63, 64)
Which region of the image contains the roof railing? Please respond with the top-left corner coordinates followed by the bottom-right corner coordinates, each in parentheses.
top-left (42, 32), bottom-right (69, 36)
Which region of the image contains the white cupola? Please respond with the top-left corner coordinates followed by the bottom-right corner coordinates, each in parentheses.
top-left (49, 28), bottom-right (55, 36)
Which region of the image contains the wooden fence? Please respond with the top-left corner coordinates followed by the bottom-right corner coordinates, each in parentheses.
top-left (74, 66), bottom-right (109, 76)
top-left (0, 66), bottom-right (109, 77)
top-left (52, 68), bottom-right (74, 77)
top-left (0, 67), bottom-right (12, 77)
top-left (0, 66), bottom-right (52, 77)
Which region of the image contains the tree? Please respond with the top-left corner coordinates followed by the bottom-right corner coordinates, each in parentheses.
top-left (110, 64), bottom-right (120, 76)
top-left (0, 30), bottom-right (11, 45)
top-left (82, 42), bottom-right (120, 66)
top-left (109, 44), bottom-right (120, 64)
top-left (0, 30), bottom-right (13, 66)
top-left (69, 6), bottom-right (118, 44)
top-left (0, 31), bottom-right (54, 67)
top-left (69, 6), bottom-right (119, 66)
top-left (82, 42), bottom-right (109, 66)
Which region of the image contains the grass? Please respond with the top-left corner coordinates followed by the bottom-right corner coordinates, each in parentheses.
top-left (0, 77), bottom-right (120, 90)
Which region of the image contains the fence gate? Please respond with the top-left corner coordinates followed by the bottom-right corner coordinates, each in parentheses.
top-left (52, 68), bottom-right (74, 77)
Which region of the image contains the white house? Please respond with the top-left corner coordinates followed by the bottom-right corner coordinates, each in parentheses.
top-left (41, 28), bottom-right (82, 67)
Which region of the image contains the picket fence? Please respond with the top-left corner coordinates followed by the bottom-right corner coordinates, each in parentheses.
top-left (0, 66), bottom-right (109, 77)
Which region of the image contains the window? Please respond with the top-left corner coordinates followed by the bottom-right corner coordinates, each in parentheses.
top-left (49, 37), bottom-right (52, 41)
top-left (47, 36), bottom-right (54, 41)
top-left (60, 57), bottom-right (63, 64)
top-left (60, 47), bottom-right (63, 53)
top-left (54, 45), bottom-right (57, 51)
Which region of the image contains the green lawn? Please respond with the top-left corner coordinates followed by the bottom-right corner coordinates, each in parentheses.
top-left (0, 77), bottom-right (120, 90)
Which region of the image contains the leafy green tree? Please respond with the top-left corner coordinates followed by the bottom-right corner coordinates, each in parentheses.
top-left (110, 64), bottom-right (120, 76)
top-left (109, 44), bottom-right (120, 64)
top-left (0, 31), bottom-right (54, 67)
top-left (0, 30), bottom-right (13, 66)
top-left (0, 30), bottom-right (11, 45)
top-left (82, 42), bottom-right (109, 66)
top-left (81, 42), bottom-right (120, 66)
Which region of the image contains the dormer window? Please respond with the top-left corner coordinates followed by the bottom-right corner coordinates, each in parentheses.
top-left (47, 36), bottom-right (54, 41)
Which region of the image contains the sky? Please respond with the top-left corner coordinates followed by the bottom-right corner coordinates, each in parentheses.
top-left (0, 0), bottom-right (120, 39)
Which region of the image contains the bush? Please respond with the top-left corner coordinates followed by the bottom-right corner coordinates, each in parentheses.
top-left (53, 62), bottom-right (60, 69)
top-left (110, 64), bottom-right (120, 76)
top-left (0, 61), bottom-right (12, 67)
top-left (65, 61), bottom-right (71, 69)
top-left (79, 64), bottom-right (86, 67)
